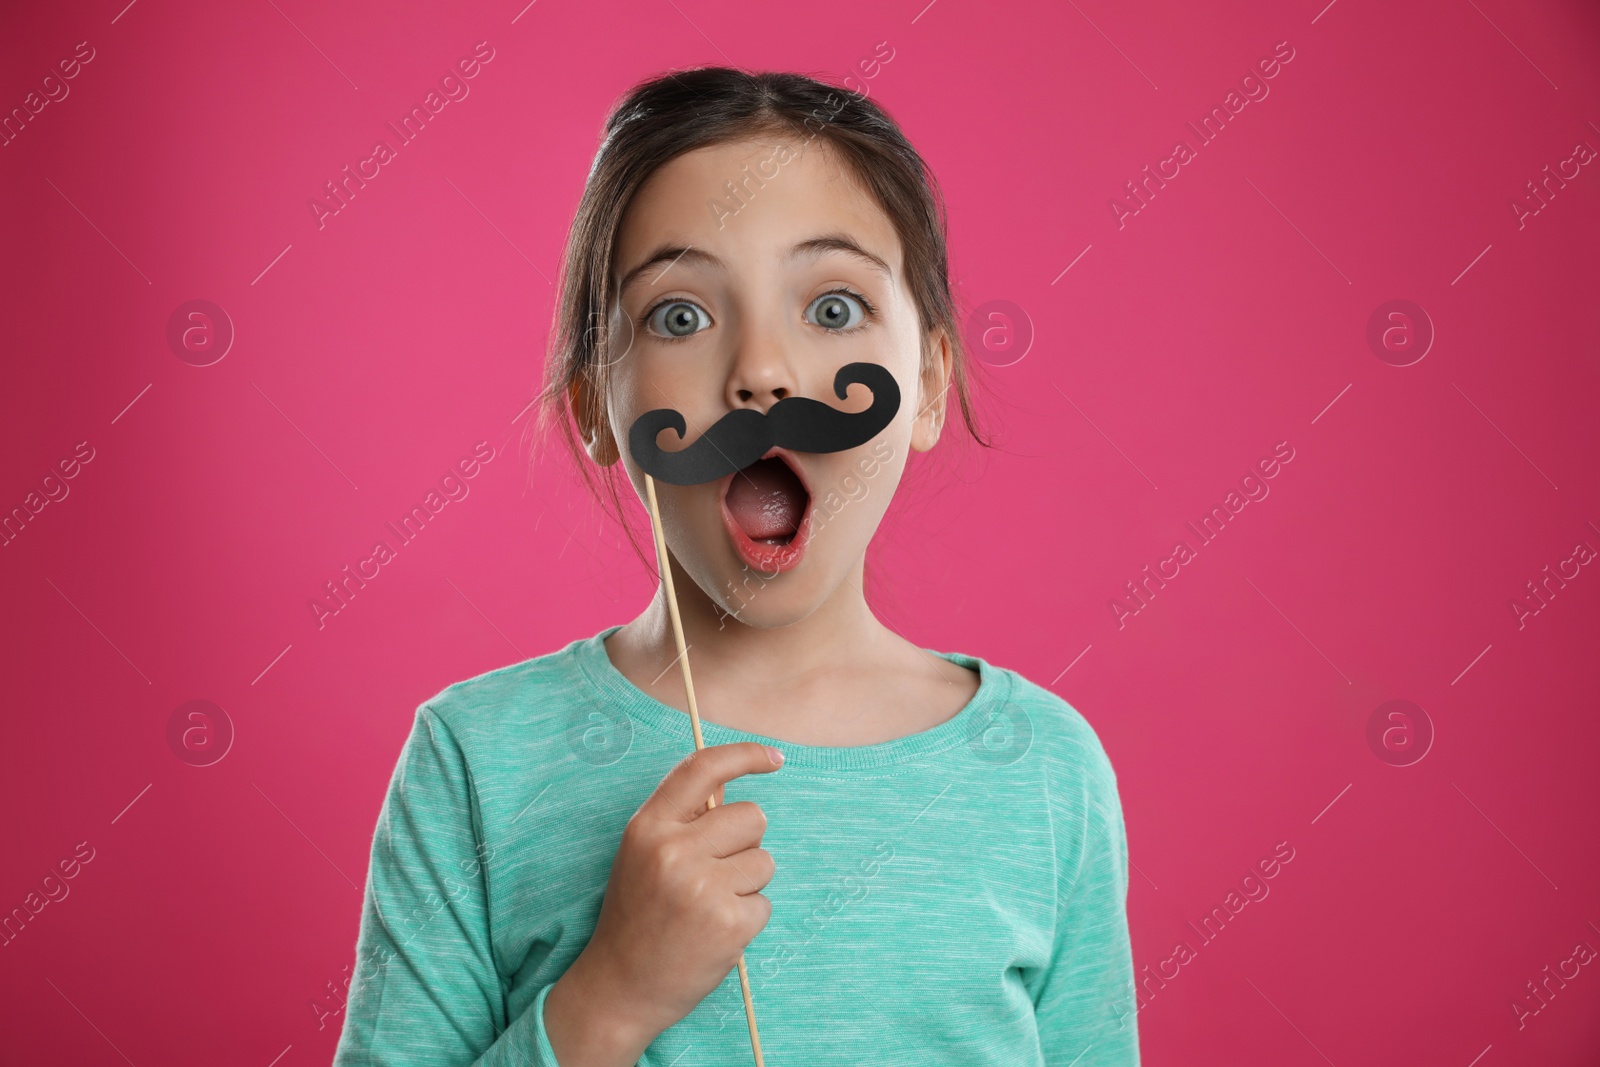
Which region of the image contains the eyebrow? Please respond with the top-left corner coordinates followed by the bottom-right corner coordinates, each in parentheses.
top-left (617, 233), bottom-right (893, 296)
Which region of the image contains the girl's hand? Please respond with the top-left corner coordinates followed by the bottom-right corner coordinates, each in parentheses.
top-left (571, 741), bottom-right (784, 1045)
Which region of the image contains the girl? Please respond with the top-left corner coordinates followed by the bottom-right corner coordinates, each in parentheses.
top-left (333, 67), bottom-right (1139, 1066)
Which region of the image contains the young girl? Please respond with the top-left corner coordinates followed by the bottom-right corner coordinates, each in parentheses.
top-left (332, 67), bottom-right (1139, 1067)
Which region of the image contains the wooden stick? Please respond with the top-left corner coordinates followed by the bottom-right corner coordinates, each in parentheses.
top-left (642, 472), bottom-right (767, 1067)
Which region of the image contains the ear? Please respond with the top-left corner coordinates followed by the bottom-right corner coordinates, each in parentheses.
top-left (909, 327), bottom-right (953, 454)
top-left (569, 373), bottom-right (620, 467)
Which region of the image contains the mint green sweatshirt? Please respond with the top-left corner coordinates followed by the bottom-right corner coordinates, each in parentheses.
top-left (331, 625), bottom-right (1140, 1066)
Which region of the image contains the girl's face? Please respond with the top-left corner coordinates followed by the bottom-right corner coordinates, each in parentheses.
top-left (578, 133), bottom-right (951, 627)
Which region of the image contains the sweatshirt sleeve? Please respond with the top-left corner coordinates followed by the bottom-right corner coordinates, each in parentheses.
top-left (331, 702), bottom-right (569, 1066)
top-left (1027, 729), bottom-right (1141, 1066)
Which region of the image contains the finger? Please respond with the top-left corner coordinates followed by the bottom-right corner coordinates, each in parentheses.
top-left (678, 783), bottom-right (722, 821)
top-left (712, 846), bottom-right (775, 896)
top-left (692, 800), bottom-right (769, 858)
top-left (650, 742), bottom-right (782, 824)
top-left (736, 888), bottom-right (774, 935)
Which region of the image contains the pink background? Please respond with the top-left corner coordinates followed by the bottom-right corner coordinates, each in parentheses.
top-left (3, 0), bottom-right (1598, 1063)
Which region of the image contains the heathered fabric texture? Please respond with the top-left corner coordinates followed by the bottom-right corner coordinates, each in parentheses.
top-left (331, 625), bottom-right (1140, 1065)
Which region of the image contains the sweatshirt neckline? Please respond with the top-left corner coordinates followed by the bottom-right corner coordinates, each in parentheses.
top-left (571, 624), bottom-right (1012, 772)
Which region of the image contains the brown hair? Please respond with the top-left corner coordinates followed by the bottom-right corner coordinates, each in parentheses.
top-left (527, 65), bottom-right (992, 573)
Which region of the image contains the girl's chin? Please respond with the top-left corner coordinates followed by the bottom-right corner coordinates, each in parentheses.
top-left (706, 551), bottom-right (829, 628)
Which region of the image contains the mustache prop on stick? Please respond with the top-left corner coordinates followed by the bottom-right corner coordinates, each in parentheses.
top-left (626, 361), bottom-right (901, 1067)
top-left (631, 361), bottom-right (901, 485)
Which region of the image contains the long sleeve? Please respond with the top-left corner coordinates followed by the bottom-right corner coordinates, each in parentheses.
top-left (331, 702), bottom-right (568, 1066)
top-left (1026, 732), bottom-right (1141, 1065)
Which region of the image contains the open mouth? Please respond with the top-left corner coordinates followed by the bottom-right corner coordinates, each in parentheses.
top-left (724, 452), bottom-right (810, 546)
top-left (717, 449), bottom-right (815, 576)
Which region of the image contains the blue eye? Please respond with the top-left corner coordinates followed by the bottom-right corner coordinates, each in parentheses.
top-left (644, 300), bottom-right (712, 340)
top-left (806, 289), bottom-right (872, 332)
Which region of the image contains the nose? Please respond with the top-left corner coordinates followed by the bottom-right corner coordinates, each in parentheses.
top-left (724, 318), bottom-right (798, 413)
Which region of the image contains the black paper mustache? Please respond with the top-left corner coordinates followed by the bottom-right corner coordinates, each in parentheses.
top-left (627, 361), bottom-right (901, 486)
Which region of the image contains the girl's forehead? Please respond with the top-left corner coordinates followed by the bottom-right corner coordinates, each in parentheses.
top-left (612, 138), bottom-right (902, 285)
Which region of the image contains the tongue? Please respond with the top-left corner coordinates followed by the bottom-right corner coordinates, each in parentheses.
top-left (726, 457), bottom-right (806, 543)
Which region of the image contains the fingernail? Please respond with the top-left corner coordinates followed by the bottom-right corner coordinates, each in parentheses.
top-left (765, 745), bottom-right (784, 766)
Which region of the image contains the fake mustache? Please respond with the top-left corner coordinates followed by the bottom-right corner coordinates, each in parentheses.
top-left (628, 361), bottom-right (901, 487)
